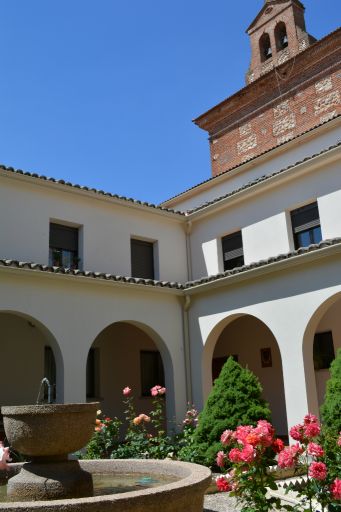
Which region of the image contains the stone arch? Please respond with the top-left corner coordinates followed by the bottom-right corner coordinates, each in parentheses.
top-left (87, 320), bottom-right (174, 428)
top-left (203, 313), bottom-right (288, 437)
top-left (275, 21), bottom-right (288, 51)
top-left (0, 309), bottom-right (64, 405)
top-left (259, 32), bottom-right (272, 61)
top-left (302, 292), bottom-right (341, 417)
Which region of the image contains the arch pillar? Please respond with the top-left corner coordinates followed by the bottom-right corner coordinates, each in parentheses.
top-left (266, 314), bottom-right (318, 431)
top-left (49, 324), bottom-right (91, 405)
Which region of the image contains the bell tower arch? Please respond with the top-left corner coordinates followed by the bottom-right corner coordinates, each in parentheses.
top-left (246, 0), bottom-right (316, 84)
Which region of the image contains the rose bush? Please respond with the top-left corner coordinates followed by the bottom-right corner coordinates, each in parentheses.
top-left (83, 384), bottom-right (186, 460)
top-left (216, 414), bottom-right (341, 512)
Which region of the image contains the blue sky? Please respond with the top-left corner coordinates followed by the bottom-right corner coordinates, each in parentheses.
top-left (0, 1), bottom-right (338, 204)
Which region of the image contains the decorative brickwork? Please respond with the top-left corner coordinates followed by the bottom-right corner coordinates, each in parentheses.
top-left (194, 24), bottom-right (341, 177)
top-left (314, 91), bottom-right (340, 116)
top-left (273, 113), bottom-right (296, 136)
top-left (315, 77), bottom-right (333, 94)
top-left (237, 134), bottom-right (258, 154)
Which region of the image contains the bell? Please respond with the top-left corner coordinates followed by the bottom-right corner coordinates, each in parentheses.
top-left (282, 34), bottom-right (288, 46)
top-left (266, 46), bottom-right (272, 57)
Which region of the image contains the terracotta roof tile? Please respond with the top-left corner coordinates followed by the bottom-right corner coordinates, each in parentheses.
top-left (0, 165), bottom-right (185, 217)
top-left (1, 238), bottom-right (340, 291)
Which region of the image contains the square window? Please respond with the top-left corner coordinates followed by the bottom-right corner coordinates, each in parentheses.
top-left (314, 331), bottom-right (335, 370)
top-left (140, 351), bottom-right (164, 397)
top-left (291, 202), bottom-right (322, 250)
top-left (49, 223), bottom-right (79, 269)
top-left (222, 231), bottom-right (244, 271)
top-left (131, 239), bottom-right (155, 279)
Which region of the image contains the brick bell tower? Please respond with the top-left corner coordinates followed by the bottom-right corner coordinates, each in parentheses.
top-left (190, 0), bottom-right (341, 180)
top-left (246, 0), bottom-right (316, 84)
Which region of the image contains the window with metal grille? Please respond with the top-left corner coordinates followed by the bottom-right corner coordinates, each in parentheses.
top-left (49, 223), bottom-right (79, 269)
top-left (140, 351), bottom-right (164, 397)
top-left (291, 202), bottom-right (322, 250)
top-left (313, 331), bottom-right (335, 370)
top-left (222, 231), bottom-right (244, 271)
top-left (131, 239), bottom-right (154, 279)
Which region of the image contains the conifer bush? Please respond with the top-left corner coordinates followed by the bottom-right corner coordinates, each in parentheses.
top-left (320, 347), bottom-right (341, 435)
top-left (190, 356), bottom-right (271, 466)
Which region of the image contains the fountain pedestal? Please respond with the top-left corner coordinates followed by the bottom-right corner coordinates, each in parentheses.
top-left (1, 403), bottom-right (99, 501)
top-left (7, 460), bottom-right (93, 501)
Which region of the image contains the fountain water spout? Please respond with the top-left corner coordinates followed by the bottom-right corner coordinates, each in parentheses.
top-left (36, 377), bottom-right (54, 405)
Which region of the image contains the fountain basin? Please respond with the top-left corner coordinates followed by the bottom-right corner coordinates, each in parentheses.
top-left (0, 459), bottom-right (212, 511)
top-left (2, 403), bottom-right (99, 458)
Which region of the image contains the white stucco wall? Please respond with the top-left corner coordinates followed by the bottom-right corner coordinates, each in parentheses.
top-left (242, 212), bottom-right (291, 265)
top-left (318, 188), bottom-right (341, 240)
top-left (188, 250), bottom-right (341, 432)
top-left (164, 121), bottom-right (341, 211)
top-left (0, 175), bottom-right (188, 283)
top-left (0, 269), bottom-right (187, 426)
top-left (189, 158), bottom-right (341, 279)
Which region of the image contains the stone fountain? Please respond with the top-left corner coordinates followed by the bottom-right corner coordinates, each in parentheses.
top-left (0, 402), bottom-right (211, 511)
top-left (1, 402), bottom-right (99, 501)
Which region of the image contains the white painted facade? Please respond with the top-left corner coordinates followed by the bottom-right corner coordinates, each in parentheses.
top-left (0, 118), bottom-right (340, 438)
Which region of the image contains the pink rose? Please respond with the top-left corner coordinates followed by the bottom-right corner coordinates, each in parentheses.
top-left (133, 416), bottom-right (141, 425)
top-left (331, 478), bottom-right (341, 500)
top-left (229, 448), bottom-right (242, 463)
top-left (216, 475), bottom-right (231, 492)
top-left (220, 429), bottom-right (234, 446)
top-left (304, 422), bottom-right (320, 439)
top-left (278, 443), bottom-right (302, 469)
top-left (216, 450), bottom-right (226, 468)
top-left (123, 386), bottom-right (131, 396)
top-left (0, 442), bottom-right (11, 470)
top-left (307, 442), bottom-right (324, 458)
top-left (234, 425), bottom-right (253, 445)
top-left (309, 461), bottom-right (327, 480)
top-left (239, 444), bottom-right (255, 463)
top-left (338, 432), bottom-right (341, 447)
top-left (304, 413), bottom-right (318, 425)
top-left (290, 424), bottom-right (304, 442)
top-left (151, 385), bottom-right (166, 397)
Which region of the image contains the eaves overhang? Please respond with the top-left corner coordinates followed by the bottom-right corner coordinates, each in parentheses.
top-left (185, 141), bottom-right (341, 221)
top-left (0, 166), bottom-right (185, 221)
top-left (0, 261), bottom-right (184, 296)
top-left (1, 239), bottom-right (341, 297)
top-left (184, 238), bottom-right (341, 295)
top-left (161, 115), bottom-right (341, 208)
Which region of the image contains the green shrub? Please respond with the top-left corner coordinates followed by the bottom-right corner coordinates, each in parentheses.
top-left (190, 356), bottom-right (271, 466)
top-left (321, 347), bottom-right (341, 435)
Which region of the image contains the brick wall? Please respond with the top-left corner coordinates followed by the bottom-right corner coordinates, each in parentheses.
top-left (210, 68), bottom-right (341, 175)
top-left (194, 29), bottom-right (341, 178)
